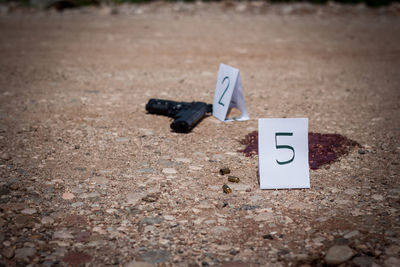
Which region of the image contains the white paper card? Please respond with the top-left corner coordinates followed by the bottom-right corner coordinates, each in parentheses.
top-left (212, 63), bottom-right (249, 122)
top-left (258, 118), bottom-right (309, 189)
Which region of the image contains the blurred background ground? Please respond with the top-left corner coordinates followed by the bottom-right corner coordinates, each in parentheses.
top-left (0, 1), bottom-right (399, 266)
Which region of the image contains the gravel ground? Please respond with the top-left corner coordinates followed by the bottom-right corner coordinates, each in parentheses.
top-left (0, 2), bottom-right (399, 266)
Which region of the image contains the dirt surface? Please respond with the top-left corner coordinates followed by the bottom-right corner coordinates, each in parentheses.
top-left (0, 2), bottom-right (400, 266)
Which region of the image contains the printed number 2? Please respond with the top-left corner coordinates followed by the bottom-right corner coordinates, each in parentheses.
top-left (218, 76), bottom-right (230, 106)
top-left (275, 132), bottom-right (295, 165)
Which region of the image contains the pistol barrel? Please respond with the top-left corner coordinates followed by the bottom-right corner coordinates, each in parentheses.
top-left (146, 98), bottom-right (211, 133)
top-left (170, 102), bottom-right (209, 133)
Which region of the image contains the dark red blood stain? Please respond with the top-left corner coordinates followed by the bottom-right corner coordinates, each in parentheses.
top-left (239, 131), bottom-right (259, 158)
top-left (308, 132), bottom-right (360, 169)
top-left (63, 252), bottom-right (92, 267)
top-left (239, 131), bottom-right (360, 170)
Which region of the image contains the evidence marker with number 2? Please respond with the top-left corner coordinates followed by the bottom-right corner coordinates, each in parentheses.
top-left (258, 118), bottom-right (309, 189)
top-left (212, 63), bottom-right (249, 122)
top-left (218, 76), bottom-right (230, 106)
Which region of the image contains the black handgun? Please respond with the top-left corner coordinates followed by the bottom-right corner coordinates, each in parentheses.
top-left (145, 99), bottom-right (212, 133)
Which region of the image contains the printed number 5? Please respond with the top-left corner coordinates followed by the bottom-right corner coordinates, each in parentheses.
top-left (275, 132), bottom-right (295, 165)
top-left (218, 76), bottom-right (230, 106)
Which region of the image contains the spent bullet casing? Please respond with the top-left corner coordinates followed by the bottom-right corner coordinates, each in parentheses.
top-left (228, 176), bottom-right (240, 183)
top-left (220, 168), bottom-right (231, 175)
top-left (222, 184), bottom-right (232, 194)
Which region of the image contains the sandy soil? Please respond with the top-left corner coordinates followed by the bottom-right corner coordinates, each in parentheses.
top-left (0, 2), bottom-right (399, 266)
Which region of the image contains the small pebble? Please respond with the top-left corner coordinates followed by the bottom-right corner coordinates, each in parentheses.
top-left (142, 194), bottom-right (158, 202)
top-left (371, 194), bottom-right (383, 201)
top-left (164, 215), bottom-right (175, 221)
top-left (0, 153), bottom-right (11, 161)
top-left (126, 261), bottom-right (155, 267)
top-left (325, 245), bottom-right (354, 265)
top-left (71, 201), bottom-right (83, 207)
top-left (54, 230), bottom-right (74, 239)
top-left (62, 192), bottom-right (75, 200)
top-left (106, 208), bottom-right (117, 214)
top-left (344, 230), bottom-right (360, 239)
top-left (2, 246), bottom-right (15, 259)
top-left (344, 188), bottom-right (358, 196)
top-left (41, 216), bottom-right (55, 224)
top-left (21, 208), bottom-right (37, 215)
top-left (352, 256), bottom-right (375, 267)
top-left (385, 245), bottom-right (400, 256)
top-left (175, 158), bottom-right (191, 163)
top-left (162, 168), bottom-right (177, 174)
top-left (14, 247), bottom-right (36, 261)
top-left (189, 165), bottom-right (202, 171)
top-left (116, 137), bottom-right (130, 143)
top-left (384, 257), bottom-right (400, 267)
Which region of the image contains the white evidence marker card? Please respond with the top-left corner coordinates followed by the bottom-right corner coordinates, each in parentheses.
top-left (258, 118), bottom-right (310, 189)
top-left (212, 63), bottom-right (249, 122)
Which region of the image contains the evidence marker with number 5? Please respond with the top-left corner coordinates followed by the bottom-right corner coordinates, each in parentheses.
top-left (275, 132), bottom-right (295, 165)
top-left (258, 118), bottom-right (309, 189)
